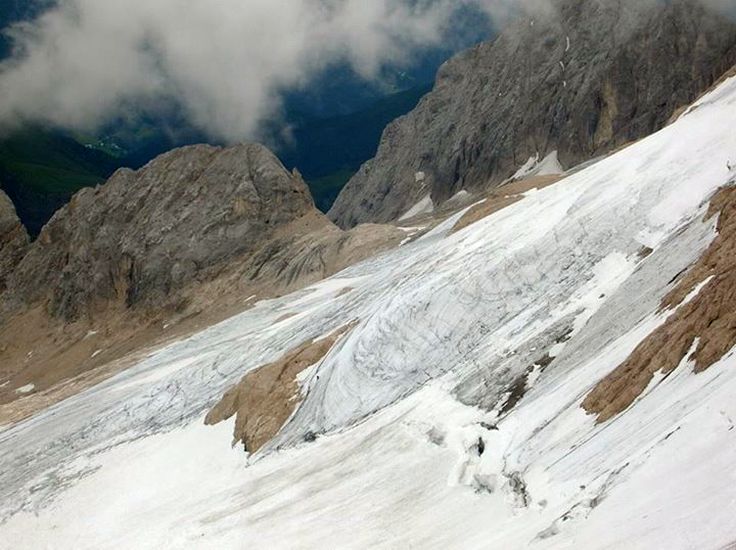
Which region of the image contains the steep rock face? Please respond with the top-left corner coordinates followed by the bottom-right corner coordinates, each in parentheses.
top-left (329, 0), bottom-right (736, 227)
top-left (3, 143), bottom-right (316, 321)
top-left (0, 188), bottom-right (29, 292)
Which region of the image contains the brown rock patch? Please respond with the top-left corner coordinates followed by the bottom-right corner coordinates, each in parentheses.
top-left (273, 312), bottom-right (298, 324)
top-left (583, 186), bottom-right (736, 423)
top-left (451, 175), bottom-right (564, 234)
top-left (205, 322), bottom-right (356, 453)
top-left (637, 245), bottom-right (654, 260)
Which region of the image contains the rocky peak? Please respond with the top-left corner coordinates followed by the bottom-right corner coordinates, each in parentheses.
top-left (3, 143), bottom-right (316, 321)
top-left (328, 0), bottom-right (736, 227)
top-left (0, 188), bottom-right (29, 292)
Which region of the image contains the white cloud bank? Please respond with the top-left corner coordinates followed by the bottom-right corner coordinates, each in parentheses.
top-left (0, 0), bottom-right (530, 141)
top-left (0, 0), bottom-right (730, 142)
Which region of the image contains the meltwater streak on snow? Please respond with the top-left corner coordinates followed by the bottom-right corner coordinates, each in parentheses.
top-left (1, 76), bottom-right (736, 548)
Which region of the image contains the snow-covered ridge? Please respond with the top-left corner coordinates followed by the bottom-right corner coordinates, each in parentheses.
top-left (2, 76), bottom-right (736, 549)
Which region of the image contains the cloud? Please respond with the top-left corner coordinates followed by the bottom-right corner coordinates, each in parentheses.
top-left (0, 0), bottom-right (534, 141)
top-left (2, 0), bottom-right (726, 142)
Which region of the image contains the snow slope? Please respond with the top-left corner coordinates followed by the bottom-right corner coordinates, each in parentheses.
top-left (2, 77), bottom-right (736, 549)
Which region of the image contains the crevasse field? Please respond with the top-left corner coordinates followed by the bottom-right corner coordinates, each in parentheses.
top-left (2, 76), bottom-right (736, 549)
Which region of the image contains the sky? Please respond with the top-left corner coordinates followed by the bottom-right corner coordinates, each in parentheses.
top-left (0, 0), bottom-right (731, 142)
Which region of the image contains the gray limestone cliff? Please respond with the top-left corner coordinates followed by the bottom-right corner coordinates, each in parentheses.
top-left (2, 144), bottom-right (329, 320)
top-left (329, 0), bottom-right (736, 227)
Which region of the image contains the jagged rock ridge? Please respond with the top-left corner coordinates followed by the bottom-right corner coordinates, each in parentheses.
top-left (2, 143), bottom-right (318, 321)
top-left (329, 0), bottom-right (736, 227)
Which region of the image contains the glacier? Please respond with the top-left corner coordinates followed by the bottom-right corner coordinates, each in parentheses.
top-left (1, 77), bottom-right (736, 549)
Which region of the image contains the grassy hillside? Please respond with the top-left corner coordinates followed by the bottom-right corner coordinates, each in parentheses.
top-left (0, 128), bottom-right (120, 236)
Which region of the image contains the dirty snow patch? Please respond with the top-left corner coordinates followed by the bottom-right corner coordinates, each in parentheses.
top-left (399, 195), bottom-right (434, 221)
top-left (512, 151), bottom-right (564, 181)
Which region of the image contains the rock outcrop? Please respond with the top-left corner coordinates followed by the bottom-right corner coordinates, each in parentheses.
top-left (329, 0), bottom-right (736, 227)
top-left (205, 323), bottom-right (355, 453)
top-left (3, 143), bottom-right (321, 321)
top-left (0, 188), bottom-right (29, 292)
